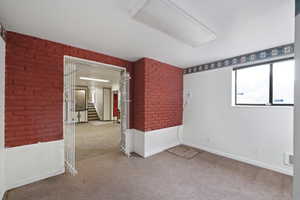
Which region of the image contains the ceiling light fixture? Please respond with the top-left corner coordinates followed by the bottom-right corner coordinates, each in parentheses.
top-left (80, 77), bottom-right (110, 83)
top-left (130, 0), bottom-right (216, 47)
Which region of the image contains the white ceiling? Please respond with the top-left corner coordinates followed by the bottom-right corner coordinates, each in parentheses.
top-left (75, 63), bottom-right (121, 88)
top-left (0, 0), bottom-right (295, 68)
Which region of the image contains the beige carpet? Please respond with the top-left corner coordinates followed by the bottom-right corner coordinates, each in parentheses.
top-left (75, 122), bottom-right (120, 162)
top-left (6, 125), bottom-right (292, 200)
top-left (88, 121), bottom-right (114, 126)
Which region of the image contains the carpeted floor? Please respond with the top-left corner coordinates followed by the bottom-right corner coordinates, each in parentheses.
top-left (6, 123), bottom-right (292, 200)
top-left (75, 122), bottom-right (120, 162)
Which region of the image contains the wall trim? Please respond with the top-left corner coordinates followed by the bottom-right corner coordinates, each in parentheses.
top-left (129, 125), bottom-right (293, 176)
top-left (5, 140), bottom-right (65, 190)
top-left (183, 142), bottom-right (293, 176)
top-left (131, 125), bottom-right (183, 158)
top-left (184, 43), bottom-right (294, 74)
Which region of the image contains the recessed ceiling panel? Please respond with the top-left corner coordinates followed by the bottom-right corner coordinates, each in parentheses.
top-left (131, 0), bottom-right (216, 47)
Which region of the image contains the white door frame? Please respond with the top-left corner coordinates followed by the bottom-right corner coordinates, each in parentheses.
top-left (0, 33), bottom-right (5, 198)
top-left (63, 56), bottom-right (130, 174)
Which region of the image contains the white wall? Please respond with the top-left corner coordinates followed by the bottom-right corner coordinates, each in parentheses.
top-left (183, 67), bottom-right (293, 175)
top-left (0, 36), bottom-right (5, 199)
top-left (5, 140), bottom-right (65, 190)
top-left (293, 12), bottom-right (300, 199)
top-left (94, 87), bottom-right (103, 120)
top-left (130, 125), bottom-right (182, 158)
top-left (103, 88), bottom-right (111, 120)
top-left (94, 86), bottom-right (114, 121)
top-left (75, 111), bottom-right (88, 123)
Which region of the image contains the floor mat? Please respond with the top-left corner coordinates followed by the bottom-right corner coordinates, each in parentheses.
top-left (167, 145), bottom-right (203, 159)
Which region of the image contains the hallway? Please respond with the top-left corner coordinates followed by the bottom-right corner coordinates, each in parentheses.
top-left (75, 122), bottom-right (120, 162)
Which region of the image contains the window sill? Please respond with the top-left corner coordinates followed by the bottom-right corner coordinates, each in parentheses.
top-left (232, 105), bottom-right (294, 109)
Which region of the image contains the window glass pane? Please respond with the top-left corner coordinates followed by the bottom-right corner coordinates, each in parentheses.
top-left (236, 64), bottom-right (270, 104)
top-left (272, 60), bottom-right (294, 104)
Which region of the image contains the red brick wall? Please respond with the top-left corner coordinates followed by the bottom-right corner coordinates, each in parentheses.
top-left (5, 31), bottom-right (134, 147)
top-left (133, 59), bottom-right (146, 130)
top-left (133, 58), bottom-right (183, 131)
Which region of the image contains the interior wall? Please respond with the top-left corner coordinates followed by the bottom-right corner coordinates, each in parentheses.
top-left (94, 87), bottom-right (103, 120)
top-left (92, 83), bottom-right (119, 121)
top-left (0, 36), bottom-right (5, 199)
top-left (183, 67), bottom-right (293, 175)
top-left (133, 59), bottom-right (146, 130)
top-left (133, 58), bottom-right (183, 131)
top-left (103, 88), bottom-right (111, 120)
top-left (75, 86), bottom-right (88, 123)
top-left (5, 31), bottom-right (133, 148)
top-left (5, 140), bottom-right (64, 190)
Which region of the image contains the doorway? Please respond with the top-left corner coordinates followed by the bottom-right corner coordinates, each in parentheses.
top-left (102, 88), bottom-right (112, 121)
top-left (63, 56), bottom-right (130, 175)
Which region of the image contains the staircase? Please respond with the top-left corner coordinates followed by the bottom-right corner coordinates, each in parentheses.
top-left (88, 103), bottom-right (100, 121)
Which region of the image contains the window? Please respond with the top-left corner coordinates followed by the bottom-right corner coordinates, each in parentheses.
top-left (234, 59), bottom-right (294, 106)
top-left (236, 64), bottom-right (270, 105)
top-left (272, 60), bottom-right (294, 105)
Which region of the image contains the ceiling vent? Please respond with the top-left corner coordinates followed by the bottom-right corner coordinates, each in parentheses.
top-left (130, 0), bottom-right (216, 47)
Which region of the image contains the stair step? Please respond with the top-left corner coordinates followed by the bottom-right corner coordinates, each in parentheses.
top-left (88, 116), bottom-right (99, 118)
top-left (88, 112), bottom-right (97, 115)
top-left (88, 114), bottom-right (99, 117)
top-left (87, 103), bottom-right (100, 120)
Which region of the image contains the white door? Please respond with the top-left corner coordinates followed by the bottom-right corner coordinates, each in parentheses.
top-left (119, 71), bottom-right (130, 156)
top-left (63, 57), bottom-right (77, 175)
top-left (103, 88), bottom-right (111, 120)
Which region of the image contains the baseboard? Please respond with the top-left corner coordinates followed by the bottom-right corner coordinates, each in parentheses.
top-left (184, 142), bottom-right (293, 176)
top-left (131, 125), bottom-right (183, 158)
